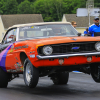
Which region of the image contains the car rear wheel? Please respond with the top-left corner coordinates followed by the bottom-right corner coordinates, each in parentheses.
top-left (90, 64), bottom-right (100, 82)
top-left (23, 58), bottom-right (39, 88)
top-left (0, 68), bottom-right (8, 88)
top-left (51, 72), bottom-right (69, 85)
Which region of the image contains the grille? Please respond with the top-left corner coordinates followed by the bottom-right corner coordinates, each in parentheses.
top-left (38, 42), bottom-right (96, 55)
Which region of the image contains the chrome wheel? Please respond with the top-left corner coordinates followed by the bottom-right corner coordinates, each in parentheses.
top-left (26, 63), bottom-right (32, 83)
top-left (24, 58), bottom-right (39, 88)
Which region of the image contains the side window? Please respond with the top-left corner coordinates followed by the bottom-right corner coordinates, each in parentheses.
top-left (2, 29), bottom-right (17, 44)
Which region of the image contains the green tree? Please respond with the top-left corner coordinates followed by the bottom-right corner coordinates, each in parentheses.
top-left (17, 0), bottom-right (32, 14)
top-left (32, 0), bottom-right (87, 22)
top-left (5, 0), bottom-right (18, 14)
top-left (32, 0), bottom-right (46, 19)
top-left (1, 0), bottom-right (96, 21)
top-left (0, 0), bottom-right (5, 14)
top-left (62, 0), bottom-right (86, 14)
top-left (32, 0), bottom-right (63, 21)
top-left (49, 0), bottom-right (63, 21)
top-left (28, 0), bottom-right (36, 2)
top-left (94, 0), bottom-right (100, 7)
top-left (16, 0), bottom-right (24, 4)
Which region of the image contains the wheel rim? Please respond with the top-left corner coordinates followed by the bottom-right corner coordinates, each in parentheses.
top-left (26, 63), bottom-right (32, 83)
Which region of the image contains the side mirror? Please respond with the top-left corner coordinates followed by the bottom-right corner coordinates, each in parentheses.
top-left (77, 33), bottom-right (81, 36)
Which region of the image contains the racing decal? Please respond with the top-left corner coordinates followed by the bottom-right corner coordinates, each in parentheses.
top-left (30, 51), bottom-right (35, 53)
top-left (22, 27), bottom-right (30, 30)
top-left (21, 26), bottom-right (39, 30)
top-left (10, 45), bottom-right (14, 53)
top-left (15, 45), bottom-right (28, 50)
top-left (34, 26), bottom-right (39, 29)
top-left (0, 44), bottom-right (13, 72)
top-left (71, 38), bottom-right (77, 41)
top-left (15, 57), bottom-right (18, 61)
top-left (7, 69), bottom-right (17, 73)
top-left (31, 26), bottom-right (34, 28)
top-left (14, 29), bottom-right (16, 31)
top-left (14, 62), bottom-right (23, 71)
top-left (29, 55), bottom-right (35, 58)
top-left (32, 47), bottom-right (35, 49)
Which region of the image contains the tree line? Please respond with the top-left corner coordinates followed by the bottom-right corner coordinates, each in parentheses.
top-left (0, 0), bottom-right (100, 22)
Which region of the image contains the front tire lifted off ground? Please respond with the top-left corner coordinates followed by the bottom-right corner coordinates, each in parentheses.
top-left (24, 58), bottom-right (39, 88)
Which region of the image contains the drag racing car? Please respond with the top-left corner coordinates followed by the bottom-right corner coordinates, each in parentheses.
top-left (1, 22), bottom-right (100, 88)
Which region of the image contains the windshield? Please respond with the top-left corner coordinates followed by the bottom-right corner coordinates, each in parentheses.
top-left (19, 24), bottom-right (78, 40)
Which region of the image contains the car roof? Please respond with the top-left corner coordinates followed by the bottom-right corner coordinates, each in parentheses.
top-left (8, 22), bottom-right (71, 29)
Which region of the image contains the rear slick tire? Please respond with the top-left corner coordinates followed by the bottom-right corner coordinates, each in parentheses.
top-left (0, 68), bottom-right (8, 88)
top-left (91, 64), bottom-right (100, 83)
top-left (23, 58), bottom-right (39, 88)
top-left (51, 72), bottom-right (69, 85)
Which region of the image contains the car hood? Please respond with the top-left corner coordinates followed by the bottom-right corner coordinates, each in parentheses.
top-left (27, 36), bottom-right (100, 46)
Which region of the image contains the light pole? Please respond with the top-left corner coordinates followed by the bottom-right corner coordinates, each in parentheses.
top-left (86, 0), bottom-right (94, 27)
top-left (88, 5), bottom-right (93, 26)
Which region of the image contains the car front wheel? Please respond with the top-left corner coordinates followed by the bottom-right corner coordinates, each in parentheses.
top-left (23, 58), bottom-right (39, 88)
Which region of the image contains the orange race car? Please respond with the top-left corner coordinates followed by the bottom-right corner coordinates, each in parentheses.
top-left (1, 22), bottom-right (100, 88)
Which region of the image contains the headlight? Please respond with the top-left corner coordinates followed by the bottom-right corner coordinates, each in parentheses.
top-left (95, 42), bottom-right (100, 51)
top-left (43, 46), bottom-right (53, 55)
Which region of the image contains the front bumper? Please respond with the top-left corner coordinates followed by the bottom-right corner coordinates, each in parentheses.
top-left (36, 52), bottom-right (100, 59)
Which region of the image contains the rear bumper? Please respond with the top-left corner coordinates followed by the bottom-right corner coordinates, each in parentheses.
top-left (36, 52), bottom-right (100, 60)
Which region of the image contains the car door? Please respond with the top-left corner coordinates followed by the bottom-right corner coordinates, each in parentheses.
top-left (0, 28), bottom-right (17, 72)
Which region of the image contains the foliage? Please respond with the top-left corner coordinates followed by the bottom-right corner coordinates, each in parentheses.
top-left (0, 0), bottom-right (99, 21)
top-left (32, 0), bottom-right (64, 21)
top-left (0, 0), bottom-right (5, 14)
top-left (17, 0), bottom-right (32, 14)
top-left (5, 0), bottom-right (18, 14)
top-left (94, 0), bottom-right (100, 7)
top-left (16, 0), bottom-right (25, 4)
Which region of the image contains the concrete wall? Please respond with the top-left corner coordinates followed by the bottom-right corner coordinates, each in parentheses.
top-left (76, 28), bottom-right (85, 33)
top-left (0, 16), bottom-right (5, 42)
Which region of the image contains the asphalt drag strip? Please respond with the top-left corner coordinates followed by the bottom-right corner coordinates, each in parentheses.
top-left (0, 73), bottom-right (100, 100)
